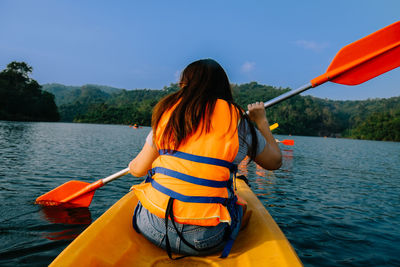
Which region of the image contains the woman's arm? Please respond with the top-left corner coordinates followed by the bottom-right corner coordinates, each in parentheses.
top-left (129, 131), bottom-right (159, 177)
top-left (247, 102), bottom-right (282, 170)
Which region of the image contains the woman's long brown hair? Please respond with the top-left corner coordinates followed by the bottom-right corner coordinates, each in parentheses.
top-left (152, 59), bottom-right (258, 160)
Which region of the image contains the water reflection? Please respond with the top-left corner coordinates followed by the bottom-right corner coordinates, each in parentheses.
top-left (40, 206), bottom-right (92, 225)
top-left (39, 207), bottom-right (92, 240)
top-left (255, 164), bottom-right (276, 179)
top-left (238, 148), bottom-right (294, 178)
top-left (283, 149), bottom-right (293, 158)
top-left (238, 157), bottom-right (249, 177)
top-left (237, 152), bottom-right (297, 206)
top-left (0, 121), bottom-right (34, 143)
top-left (238, 157), bottom-right (277, 198)
top-left (238, 157), bottom-right (276, 182)
top-left (0, 122), bottom-right (34, 167)
top-left (281, 149), bottom-right (294, 172)
top-left (45, 228), bottom-right (86, 241)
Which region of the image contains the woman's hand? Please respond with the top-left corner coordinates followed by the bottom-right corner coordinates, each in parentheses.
top-left (247, 102), bottom-right (267, 125)
top-left (247, 101), bottom-right (282, 170)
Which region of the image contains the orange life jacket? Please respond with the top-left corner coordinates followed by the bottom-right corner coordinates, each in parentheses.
top-left (132, 99), bottom-right (243, 226)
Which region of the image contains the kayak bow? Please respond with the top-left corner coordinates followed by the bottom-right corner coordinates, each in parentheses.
top-left (50, 179), bottom-right (302, 266)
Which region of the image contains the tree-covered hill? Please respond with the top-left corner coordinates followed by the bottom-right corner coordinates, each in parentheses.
top-left (42, 83), bottom-right (177, 124)
top-left (348, 107), bottom-right (400, 141)
top-left (0, 62), bottom-right (59, 122)
top-left (42, 81), bottom-right (400, 141)
top-left (42, 83), bottom-right (123, 106)
top-left (233, 82), bottom-right (400, 139)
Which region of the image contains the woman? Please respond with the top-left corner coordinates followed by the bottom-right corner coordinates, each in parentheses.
top-left (129, 59), bottom-right (281, 259)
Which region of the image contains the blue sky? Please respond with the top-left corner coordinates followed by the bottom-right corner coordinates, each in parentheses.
top-left (1, 0), bottom-right (399, 100)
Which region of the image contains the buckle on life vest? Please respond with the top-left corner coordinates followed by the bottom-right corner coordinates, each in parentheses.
top-left (144, 169), bottom-right (155, 183)
top-left (229, 164), bottom-right (238, 174)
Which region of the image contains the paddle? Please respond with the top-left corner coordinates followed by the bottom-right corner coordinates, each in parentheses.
top-left (260, 21), bottom-right (400, 109)
top-left (269, 124), bottom-right (295, 145)
top-left (276, 139), bottom-right (294, 146)
top-left (36, 21), bottom-right (400, 208)
top-left (35, 168), bottom-right (130, 207)
top-left (269, 123), bottom-right (279, 131)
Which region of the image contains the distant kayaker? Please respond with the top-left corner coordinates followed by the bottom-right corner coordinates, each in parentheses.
top-left (129, 59), bottom-right (282, 259)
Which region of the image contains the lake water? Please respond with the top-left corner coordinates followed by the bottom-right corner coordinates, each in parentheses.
top-left (0, 121), bottom-right (399, 266)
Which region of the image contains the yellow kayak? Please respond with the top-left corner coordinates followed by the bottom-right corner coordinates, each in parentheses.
top-left (50, 179), bottom-right (302, 266)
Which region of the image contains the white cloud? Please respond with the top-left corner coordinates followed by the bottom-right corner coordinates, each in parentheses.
top-left (241, 61), bottom-right (256, 73)
top-left (295, 40), bottom-right (329, 52)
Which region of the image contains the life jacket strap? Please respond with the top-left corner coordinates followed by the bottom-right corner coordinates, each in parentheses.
top-left (164, 197), bottom-right (187, 260)
top-left (150, 150), bottom-right (238, 205)
top-left (132, 203), bottom-right (141, 234)
top-left (153, 167), bottom-right (229, 188)
top-left (159, 150), bottom-right (238, 173)
top-left (220, 238), bottom-right (235, 258)
top-left (148, 174), bottom-right (229, 205)
top-left (164, 197), bottom-right (226, 260)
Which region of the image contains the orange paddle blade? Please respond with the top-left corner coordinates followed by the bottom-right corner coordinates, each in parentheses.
top-left (35, 180), bottom-right (98, 207)
top-left (311, 21), bottom-right (400, 86)
top-left (280, 139), bottom-right (294, 146)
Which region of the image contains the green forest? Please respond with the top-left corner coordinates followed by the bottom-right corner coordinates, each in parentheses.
top-left (43, 81), bottom-right (400, 142)
top-left (0, 62), bottom-right (59, 121)
top-left (1, 61), bottom-right (399, 141)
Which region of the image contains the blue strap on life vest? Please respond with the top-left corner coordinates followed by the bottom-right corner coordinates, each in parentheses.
top-left (150, 150), bottom-right (238, 205)
top-left (220, 238), bottom-right (235, 258)
top-left (148, 174), bottom-right (228, 205)
top-left (132, 202), bottom-right (141, 234)
top-left (152, 167), bottom-right (229, 188)
top-left (159, 150), bottom-right (237, 172)
top-left (219, 196), bottom-right (242, 258)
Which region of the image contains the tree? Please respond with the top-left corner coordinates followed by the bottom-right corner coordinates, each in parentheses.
top-left (4, 61), bottom-right (33, 78)
top-left (350, 109), bottom-right (400, 141)
top-left (0, 61), bottom-right (59, 121)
